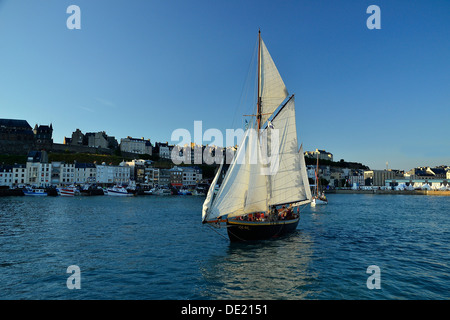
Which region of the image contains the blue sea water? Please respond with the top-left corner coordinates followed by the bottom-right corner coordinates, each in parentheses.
top-left (0, 194), bottom-right (449, 300)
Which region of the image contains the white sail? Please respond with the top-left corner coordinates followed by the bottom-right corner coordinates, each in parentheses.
top-left (207, 126), bottom-right (270, 220)
top-left (202, 161), bottom-right (223, 221)
top-left (260, 39), bottom-right (289, 126)
top-left (236, 129), bottom-right (268, 216)
top-left (299, 144), bottom-right (312, 202)
top-left (207, 129), bottom-right (252, 219)
top-left (266, 97), bottom-right (309, 206)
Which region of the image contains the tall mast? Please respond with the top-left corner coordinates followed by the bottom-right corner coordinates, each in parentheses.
top-left (315, 153), bottom-right (319, 196)
top-left (257, 30), bottom-right (262, 131)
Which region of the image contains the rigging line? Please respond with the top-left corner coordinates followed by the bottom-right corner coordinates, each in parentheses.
top-left (231, 38), bottom-right (259, 130)
top-left (206, 223), bottom-right (229, 241)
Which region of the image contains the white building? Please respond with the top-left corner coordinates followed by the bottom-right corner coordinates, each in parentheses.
top-left (60, 163), bottom-right (75, 185)
top-left (348, 174), bottom-right (365, 187)
top-left (12, 164), bottom-right (27, 186)
top-left (74, 163), bottom-right (96, 184)
top-left (26, 162), bottom-right (52, 186)
top-left (0, 167), bottom-right (13, 187)
top-left (96, 164), bottom-right (130, 185)
top-left (182, 167), bottom-right (202, 187)
top-left (145, 167), bottom-right (160, 186)
top-left (120, 137), bottom-right (152, 155)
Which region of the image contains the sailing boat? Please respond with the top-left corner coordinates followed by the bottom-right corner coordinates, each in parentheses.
top-left (311, 153), bottom-right (328, 206)
top-left (202, 31), bottom-right (312, 241)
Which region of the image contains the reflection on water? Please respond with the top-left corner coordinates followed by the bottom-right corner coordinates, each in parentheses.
top-left (200, 231), bottom-right (319, 299)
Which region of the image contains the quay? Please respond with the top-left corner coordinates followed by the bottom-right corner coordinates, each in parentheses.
top-left (334, 189), bottom-right (450, 196)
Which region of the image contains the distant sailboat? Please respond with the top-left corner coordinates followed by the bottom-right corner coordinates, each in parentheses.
top-left (202, 31), bottom-right (312, 241)
top-left (311, 153), bottom-right (328, 206)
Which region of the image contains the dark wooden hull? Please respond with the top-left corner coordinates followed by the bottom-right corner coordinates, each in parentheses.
top-left (226, 218), bottom-right (299, 242)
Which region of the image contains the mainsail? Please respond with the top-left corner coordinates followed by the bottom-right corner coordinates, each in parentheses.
top-left (202, 33), bottom-right (311, 223)
top-left (265, 96), bottom-right (309, 207)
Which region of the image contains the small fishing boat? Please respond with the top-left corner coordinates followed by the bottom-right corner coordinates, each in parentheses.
top-left (23, 187), bottom-right (47, 196)
top-left (57, 185), bottom-right (77, 197)
top-left (155, 188), bottom-right (172, 196)
top-left (107, 185), bottom-right (133, 196)
top-left (178, 188), bottom-right (192, 195)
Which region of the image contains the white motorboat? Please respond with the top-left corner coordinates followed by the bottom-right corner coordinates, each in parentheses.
top-left (107, 185), bottom-right (133, 196)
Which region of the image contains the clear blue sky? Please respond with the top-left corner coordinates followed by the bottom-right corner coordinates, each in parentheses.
top-left (0, 0), bottom-right (449, 170)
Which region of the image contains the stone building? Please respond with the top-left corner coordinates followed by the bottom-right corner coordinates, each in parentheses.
top-left (120, 137), bottom-right (152, 155)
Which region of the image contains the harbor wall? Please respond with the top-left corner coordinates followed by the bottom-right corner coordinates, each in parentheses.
top-left (334, 189), bottom-right (450, 196)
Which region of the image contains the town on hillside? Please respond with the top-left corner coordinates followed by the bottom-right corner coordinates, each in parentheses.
top-left (1, 118), bottom-right (449, 194)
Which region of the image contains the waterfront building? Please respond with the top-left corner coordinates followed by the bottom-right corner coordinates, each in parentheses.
top-left (60, 163), bottom-right (75, 185)
top-left (122, 159), bottom-right (155, 184)
top-left (96, 163), bottom-right (130, 185)
top-left (50, 162), bottom-right (62, 185)
top-left (26, 151), bottom-right (52, 186)
top-left (12, 164), bottom-right (27, 186)
top-left (364, 169), bottom-right (404, 186)
top-left (120, 137), bottom-right (152, 155)
top-left (74, 162), bottom-right (96, 184)
top-left (144, 167), bottom-right (160, 186)
top-left (169, 166), bottom-right (183, 187)
top-left (182, 166), bottom-right (202, 187)
top-left (0, 166), bottom-right (13, 187)
top-left (27, 162), bottom-right (52, 186)
top-left (159, 169), bottom-right (171, 186)
top-left (348, 172), bottom-right (365, 187)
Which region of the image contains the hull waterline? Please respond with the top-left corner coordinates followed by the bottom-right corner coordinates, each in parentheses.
top-left (226, 218), bottom-right (299, 242)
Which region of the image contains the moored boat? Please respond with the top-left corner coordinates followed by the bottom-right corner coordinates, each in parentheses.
top-left (57, 185), bottom-right (77, 197)
top-left (23, 187), bottom-right (47, 196)
top-left (154, 188), bottom-right (172, 196)
top-left (107, 185), bottom-right (133, 196)
top-left (311, 153), bottom-right (328, 206)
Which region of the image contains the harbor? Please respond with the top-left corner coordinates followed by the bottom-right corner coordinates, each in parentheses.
top-left (1, 193), bottom-right (449, 300)
top-left (0, 0), bottom-right (448, 304)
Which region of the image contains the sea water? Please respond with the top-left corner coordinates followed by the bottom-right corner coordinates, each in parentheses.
top-left (0, 194), bottom-right (449, 299)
